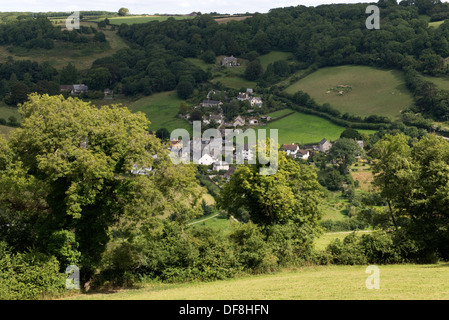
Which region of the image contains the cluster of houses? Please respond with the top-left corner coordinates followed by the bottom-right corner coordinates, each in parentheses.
top-left (196, 88), bottom-right (264, 128)
top-left (59, 84), bottom-right (114, 99)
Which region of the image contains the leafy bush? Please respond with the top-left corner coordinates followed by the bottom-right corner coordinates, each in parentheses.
top-left (0, 242), bottom-right (66, 300)
top-left (326, 233), bottom-right (367, 265)
top-left (229, 222), bottom-right (277, 273)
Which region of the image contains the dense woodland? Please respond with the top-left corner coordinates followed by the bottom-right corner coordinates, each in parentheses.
top-left (1, 1), bottom-right (449, 299)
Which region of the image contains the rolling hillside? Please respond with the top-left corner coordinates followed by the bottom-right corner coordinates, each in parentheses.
top-left (284, 65), bottom-right (414, 119)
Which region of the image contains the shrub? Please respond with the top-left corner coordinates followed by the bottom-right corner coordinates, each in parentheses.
top-left (326, 233), bottom-right (367, 265)
top-left (0, 242), bottom-right (66, 300)
top-left (229, 222), bottom-right (277, 273)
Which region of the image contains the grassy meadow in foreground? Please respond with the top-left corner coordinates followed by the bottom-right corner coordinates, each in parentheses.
top-left (70, 263), bottom-right (449, 300)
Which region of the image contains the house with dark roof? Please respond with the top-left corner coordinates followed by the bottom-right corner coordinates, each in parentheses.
top-left (319, 138), bottom-right (332, 153)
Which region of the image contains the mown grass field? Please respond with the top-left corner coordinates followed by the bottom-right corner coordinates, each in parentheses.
top-left (128, 91), bottom-right (192, 134)
top-left (284, 65), bottom-right (414, 119)
top-left (69, 262), bottom-right (449, 300)
top-left (263, 110), bottom-right (376, 145)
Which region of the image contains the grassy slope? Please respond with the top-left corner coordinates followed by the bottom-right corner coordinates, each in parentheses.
top-left (284, 65), bottom-right (414, 119)
top-left (128, 91), bottom-right (192, 134)
top-left (70, 263), bottom-right (449, 300)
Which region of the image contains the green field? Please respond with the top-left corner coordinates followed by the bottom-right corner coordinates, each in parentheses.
top-left (258, 51), bottom-right (293, 69)
top-left (128, 91), bottom-right (192, 134)
top-left (94, 15), bottom-right (195, 25)
top-left (284, 65), bottom-right (414, 119)
top-left (423, 74), bottom-right (449, 90)
top-left (263, 110), bottom-right (376, 145)
top-left (429, 20), bottom-right (445, 28)
top-left (69, 262), bottom-right (449, 300)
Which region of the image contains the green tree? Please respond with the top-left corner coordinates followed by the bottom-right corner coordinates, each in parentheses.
top-left (86, 67), bottom-right (112, 91)
top-left (155, 127), bottom-right (170, 141)
top-left (371, 133), bottom-right (412, 230)
top-left (244, 60), bottom-right (263, 81)
top-left (0, 94), bottom-right (204, 285)
top-left (177, 81), bottom-right (194, 99)
top-left (60, 63), bottom-right (78, 85)
top-left (328, 138), bottom-right (363, 174)
top-left (118, 8), bottom-right (129, 16)
top-left (217, 147), bottom-right (323, 228)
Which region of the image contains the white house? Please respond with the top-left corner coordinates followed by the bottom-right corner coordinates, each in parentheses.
top-left (213, 161), bottom-right (230, 171)
top-left (282, 144), bottom-right (300, 156)
top-left (198, 153), bottom-right (217, 165)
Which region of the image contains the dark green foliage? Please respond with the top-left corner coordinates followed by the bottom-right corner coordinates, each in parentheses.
top-left (244, 60), bottom-right (263, 81)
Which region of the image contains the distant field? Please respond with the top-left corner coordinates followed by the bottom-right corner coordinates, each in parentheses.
top-left (422, 74), bottom-right (449, 90)
top-left (429, 20), bottom-right (444, 28)
top-left (0, 21), bottom-right (128, 70)
top-left (128, 91), bottom-right (192, 134)
top-left (284, 65), bottom-right (414, 119)
top-left (263, 110), bottom-right (376, 145)
top-left (258, 51), bottom-right (293, 69)
top-left (93, 15), bottom-right (195, 25)
top-left (214, 15), bottom-right (251, 24)
top-left (70, 262), bottom-right (449, 300)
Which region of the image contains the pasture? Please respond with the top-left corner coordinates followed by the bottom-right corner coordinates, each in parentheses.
top-left (284, 65), bottom-right (414, 119)
top-left (263, 110), bottom-right (376, 145)
top-left (127, 91), bottom-right (192, 134)
top-left (69, 262), bottom-right (449, 300)
top-left (92, 15), bottom-right (195, 25)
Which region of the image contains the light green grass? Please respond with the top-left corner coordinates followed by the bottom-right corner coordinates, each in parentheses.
top-left (258, 51), bottom-right (293, 69)
top-left (284, 65), bottom-right (414, 119)
top-left (422, 74), bottom-right (449, 90)
top-left (69, 263), bottom-right (449, 300)
top-left (429, 20), bottom-right (444, 28)
top-left (128, 91), bottom-right (192, 134)
top-left (263, 110), bottom-right (376, 145)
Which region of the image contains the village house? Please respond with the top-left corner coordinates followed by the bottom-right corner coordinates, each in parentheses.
top-left (248, 118), bottom-right (258, 125)
top-left (249, 96), bottom-right (263, 108)
top-left (237, 92), bottom-right (250, 101)
top-left (221, 55), bottom-right (239, 67)
top-left (213, 160), bottom-right (230, 171)
top-left (233, 115), bottom-right (245, 127)
top-left (201, 100), bottom-right (223, 108)
top-left (282, 144), bottom-right (300, 156)
top-left (319, 138), bottom-right (332, 153)
top-left (72, 84), bottom-right (89, 95)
